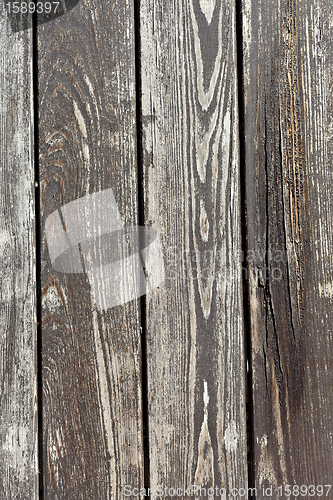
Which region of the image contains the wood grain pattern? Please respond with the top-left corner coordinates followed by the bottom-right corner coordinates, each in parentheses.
top-left (140, 0), bottom-right (247, 496)
top-left (0, 9), bottom-right (38, 500)
top-left (243, 0), bottom-right (333, 494)
top-left (38, 0), bottom-right (144, 497)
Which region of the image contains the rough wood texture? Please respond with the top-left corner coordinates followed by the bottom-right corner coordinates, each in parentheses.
top-left (243, 0), bottom-right (333, 494)
top-left (0, 9), bottom-right (38, 500)
top-left (140, 0), bottom-right (247, 496)
top-left (38, 0), bottom-right (143, 497)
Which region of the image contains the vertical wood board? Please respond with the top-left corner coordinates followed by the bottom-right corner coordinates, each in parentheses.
top-left (140, 0), bottom-right (248, 497)
top-left (0, 9), bottom-right (38, 500)
top-left (243, 0), bottom-right (333, 494)
top-left (38, 0), bottom-right (144, 497)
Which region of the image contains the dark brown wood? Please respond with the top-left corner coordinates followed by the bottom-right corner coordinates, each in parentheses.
top-left (140, 0), bottom-right (248, 495)
top-left (243, 0), bottom-right (333, 494)
top-left (38, 1), bottom-right (144, 497)
top-left (0, 10), bottom-right (38, 500)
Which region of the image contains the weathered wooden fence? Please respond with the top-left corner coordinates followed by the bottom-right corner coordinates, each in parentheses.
top-left (1, 0), bottom-right (333, 498)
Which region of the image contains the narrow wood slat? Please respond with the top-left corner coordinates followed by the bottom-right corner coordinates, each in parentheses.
top-left (140, 0), bottom-right (247, 496)
top-left (243, 0), bottom-right (333, 493)
top-left (0, 9), bottom-right (38, 500)
top-left (38, 1), bottom-right (143, 497)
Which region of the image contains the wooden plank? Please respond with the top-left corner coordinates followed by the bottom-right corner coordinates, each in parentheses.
top-left (140, 0), bottom-right (248, 496)
top-left (243, 0), bottom-right (333, 493)
top-left (0, 8), bottom-right (38, 500)
top-left (38, 1), bottom-right (143, 497)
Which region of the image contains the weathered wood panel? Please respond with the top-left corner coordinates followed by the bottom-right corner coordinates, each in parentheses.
top-left (38, 0), bottom-right (143, 497)
top-left (243, 0), bottom-right (333, 494)
top-left (140, 0), bottom-right (247, 497)
top-left (0, 9), bottom-right (38, 500)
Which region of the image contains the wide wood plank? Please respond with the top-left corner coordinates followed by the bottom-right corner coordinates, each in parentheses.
top-left (38, 0), bottom-right (143, 497)
top-left (243, 0), bottom-right (333, 494)
top-left (140, 0), bottom-right (247, 496)
top-left (0, 9), bottom-right (38, 500)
